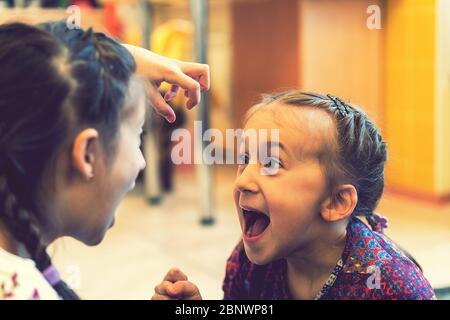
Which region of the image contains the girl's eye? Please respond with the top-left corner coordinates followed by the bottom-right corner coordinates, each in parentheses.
top-left (263, 158), bottom-right (283, 170)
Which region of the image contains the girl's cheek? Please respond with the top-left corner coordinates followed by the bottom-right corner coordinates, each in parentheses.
top-left (124, 132), bottom-right (145, 176)
top-left (128, 132), bottom-right (145, 173)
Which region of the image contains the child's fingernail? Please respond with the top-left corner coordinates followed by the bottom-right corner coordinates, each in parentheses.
top-left (166, 115), bottom-right (176, 123)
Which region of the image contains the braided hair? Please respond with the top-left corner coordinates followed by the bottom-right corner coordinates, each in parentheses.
top-left (0, 21), bottom-right (136, 299)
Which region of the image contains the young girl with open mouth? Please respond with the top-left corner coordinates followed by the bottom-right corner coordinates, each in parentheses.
top-left (153, 91), bottom-right (435, 300)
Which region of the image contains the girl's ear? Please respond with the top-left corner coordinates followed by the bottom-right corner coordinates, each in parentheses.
top-left (320, 184), bottom-right (358, 222)
top-left (71, 128), bottom-right (99, 180)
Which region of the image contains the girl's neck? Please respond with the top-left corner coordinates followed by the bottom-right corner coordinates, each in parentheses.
top-left (0, 220), bottom-right (29, 258)
top-left (285, 226), bottom-right (347, 299)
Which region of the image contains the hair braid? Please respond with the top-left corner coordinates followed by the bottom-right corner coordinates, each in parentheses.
top-left (0, 174), bottom-right (79, 299)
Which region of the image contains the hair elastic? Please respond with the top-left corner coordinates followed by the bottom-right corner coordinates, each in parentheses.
top-left (42, 265), bottom-right (61, 286)
top-left (371, 212), bottom-right (389, 234)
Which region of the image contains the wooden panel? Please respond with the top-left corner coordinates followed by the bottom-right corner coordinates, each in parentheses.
top-left (384, 0), bottom-right (436, 194)
top-left (435, 0), bottom-right (450, 195)
top-left (298, 0), bottom-right (384, 127)
top-left (231, 0), bottom-right (300, 128)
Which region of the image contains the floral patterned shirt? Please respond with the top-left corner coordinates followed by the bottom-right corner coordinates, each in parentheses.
top-left (0, 248), bottom-right (59, 300)
top-left (223, 217), bottom-right (436, 300)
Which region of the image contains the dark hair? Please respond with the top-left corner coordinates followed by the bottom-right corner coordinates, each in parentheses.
top-left (246, 91), bottom-right (387, 230)
top-left (0, 21), bottom-right (136, 299)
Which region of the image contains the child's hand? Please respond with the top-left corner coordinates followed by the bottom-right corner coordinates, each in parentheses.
top-left (123, 44), bottom-right (210, 123)
top-left (152, 268), bottom-right (203, 300)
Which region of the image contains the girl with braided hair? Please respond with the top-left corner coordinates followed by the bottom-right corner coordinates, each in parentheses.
top-left (0, 20), bottom-right (209, 299)
top-left (153, 91), bottom-right (435, 300)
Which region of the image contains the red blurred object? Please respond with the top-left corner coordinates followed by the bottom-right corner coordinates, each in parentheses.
top-left (103, 2), bottom-right (123, 38)
top-left (71, 0), bottom-right (99, 7)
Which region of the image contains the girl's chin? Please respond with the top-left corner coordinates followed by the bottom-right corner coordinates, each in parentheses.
top-left (243, 245), bottom-right (274, 266)
top-left (83, 218), bottom-right (115, 246)
top-left (81, 232), bottom-right (106, 246)
top-left (247, 254), bottom-right (272, 266)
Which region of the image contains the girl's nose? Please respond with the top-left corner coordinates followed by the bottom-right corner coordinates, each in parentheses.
top-left (234, 165), bottom-right (259, 194)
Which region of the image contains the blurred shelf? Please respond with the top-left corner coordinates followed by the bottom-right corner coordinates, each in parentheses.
top-left (99, 0), bottom-right (261, 7)
top-left (0, 7), bottom-right (105, 31)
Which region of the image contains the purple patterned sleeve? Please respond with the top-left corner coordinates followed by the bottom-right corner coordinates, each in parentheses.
top-left (222, 241), bottom-right (249, 300)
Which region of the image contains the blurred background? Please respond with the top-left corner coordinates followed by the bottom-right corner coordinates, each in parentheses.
top-left (1, 0), bottom-right (449, 299)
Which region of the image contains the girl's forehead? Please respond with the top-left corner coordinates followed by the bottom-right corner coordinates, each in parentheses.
top-left (243, 105), bottom-right (336, 159)
top-left (121, 77), bottom-right (147, 123)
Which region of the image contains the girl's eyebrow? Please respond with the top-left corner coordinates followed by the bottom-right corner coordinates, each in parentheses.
top-left (266, 140), bottom-right (289, 156)
top-left (267, 140), bottom-right (286, 151)
top-left (269, 140), bottom-right (315, 161)
top-left (242, 136), bottom-right (290, 156)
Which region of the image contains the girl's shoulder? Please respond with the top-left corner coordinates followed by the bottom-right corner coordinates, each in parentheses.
top-left (335, 218), bottom-right (436, 300)
top-left (0, 248), bottom-right (59, 300)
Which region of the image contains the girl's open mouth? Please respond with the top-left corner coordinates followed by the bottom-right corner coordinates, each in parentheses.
top-left (243, 209), bottom-right (270, 241)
